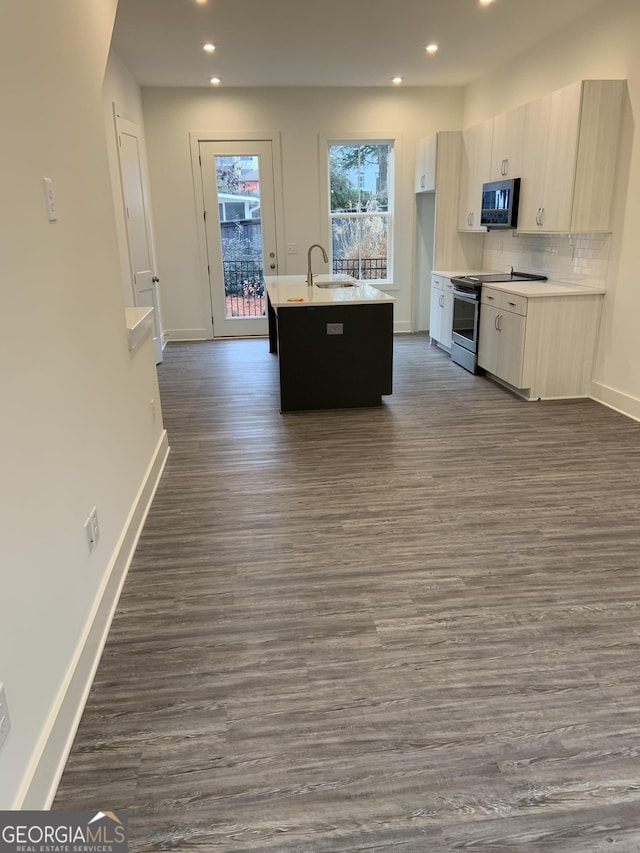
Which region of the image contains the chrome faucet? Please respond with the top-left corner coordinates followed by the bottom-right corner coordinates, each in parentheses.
top-left (306, 243), bottom-right (328, 286)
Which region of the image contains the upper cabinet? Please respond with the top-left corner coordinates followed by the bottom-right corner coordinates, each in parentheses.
top-left (517, 80), bottom-right (625, 233)
top-left (415, 134), bottom-right (438, 193)
top-left (457, 121), bottom-right (492, 231)
top-left (455, 79), bottom-right (625, 235)
top-left (489, 103), bottom-right (526, 181)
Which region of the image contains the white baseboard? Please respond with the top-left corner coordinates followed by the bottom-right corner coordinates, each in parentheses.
top-left (591, 381), bottom-right (640, 423)
top-left (19, 430), bottom-right (170, 809)
top-left (164, 328), bottom-right (208, 341)
top-left (393, 320), bottom-right (412, 334)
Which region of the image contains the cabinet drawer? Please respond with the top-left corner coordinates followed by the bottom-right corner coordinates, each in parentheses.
top-left (431, 275), bottom-right (443, 290)
top-left (481, 288), bottom-right (528, 316)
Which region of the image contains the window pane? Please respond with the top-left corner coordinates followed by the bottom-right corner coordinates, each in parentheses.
top-left (331, 215), bottom-right (388, 280)
top-left (329, 144), bottom-right (390, 213)
top-left (215, 154), bottom-right (265, 318)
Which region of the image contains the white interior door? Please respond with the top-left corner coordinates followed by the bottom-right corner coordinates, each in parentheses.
top-left (116, 113), bottom-right (163, 363)
top-left (199, 141), bottom-right (278, 337)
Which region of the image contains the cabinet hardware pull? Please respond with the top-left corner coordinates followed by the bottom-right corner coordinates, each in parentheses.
top-left (494, 314), bottom-right (499, 331)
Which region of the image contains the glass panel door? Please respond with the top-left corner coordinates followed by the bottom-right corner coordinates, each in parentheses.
top-left (199, 141), bottom-right (278, 337)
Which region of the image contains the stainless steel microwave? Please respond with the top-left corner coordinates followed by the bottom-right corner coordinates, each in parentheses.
top-left (480, 177), bottom-right (521, 229)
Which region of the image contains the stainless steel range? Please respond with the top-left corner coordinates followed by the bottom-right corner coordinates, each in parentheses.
top-left (449, 271), bottom-right (547, 374)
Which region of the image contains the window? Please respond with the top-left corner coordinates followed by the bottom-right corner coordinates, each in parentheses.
top-left (328, 142), bottom-right (392, 282)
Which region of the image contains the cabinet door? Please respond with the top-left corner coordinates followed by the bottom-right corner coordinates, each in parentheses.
top-left (478, 304), bottom-right (500, 375)
top-left (497, 310), bottom-right (526, 388)
top-left (415, 137), bottom-right (426, 193)
top-left (520, 83), bottom-right (581, 232)
top-left (519, 94), bottom-right (551, 231)
top-left (441, 280), bottom-right (454, 349)
top-left (458, 122), bottom-right (492, 230)
top-left (415, 135), bottom-right (437, 193)
top-left (429, 277), bottom-right (443, 343)
top-left (538, 82), bottom-right (582, 231)
top-left (490, 104), bottom-right (526, 181)
top-left (571, 80), bottom-right (625, 232)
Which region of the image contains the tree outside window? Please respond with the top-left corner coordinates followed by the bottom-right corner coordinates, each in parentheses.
top-left (328, 143), bottom-right (392, 282)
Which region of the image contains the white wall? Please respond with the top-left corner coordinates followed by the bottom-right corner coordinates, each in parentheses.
top-left (464, 0), bottom-right (640, 419)
top-left (0, 1), bottom-right (166, 807)
top-left (140, 86), bottom-right (464, 338)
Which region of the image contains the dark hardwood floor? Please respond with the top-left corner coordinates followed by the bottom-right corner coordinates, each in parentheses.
top-left (54, 335), bottom-right (640, 851)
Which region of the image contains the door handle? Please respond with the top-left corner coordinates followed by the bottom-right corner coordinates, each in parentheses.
top-left (152, 276), bottom-right (159, 283)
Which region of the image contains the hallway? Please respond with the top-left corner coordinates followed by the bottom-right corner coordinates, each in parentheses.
top-left (54, 336), bottom-right (640, 851)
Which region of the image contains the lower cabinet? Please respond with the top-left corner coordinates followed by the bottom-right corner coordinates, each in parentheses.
top-left (429, 274), bottom-right (453, 350)
top-left (274, 301), bottom-right (393, 412)
top-left (478, 290), bottom-right (527, 389)
top-left (478, 287), bottom-right (603, 400)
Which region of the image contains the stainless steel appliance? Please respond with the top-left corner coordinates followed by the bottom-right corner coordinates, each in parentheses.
top-left (481, 178), bottom-right (521, 229)
top-left (450, 271), bottom-right (547, 374)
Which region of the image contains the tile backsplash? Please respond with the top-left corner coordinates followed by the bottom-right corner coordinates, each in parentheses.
top-left (483, 230), bottom-right (611, 289)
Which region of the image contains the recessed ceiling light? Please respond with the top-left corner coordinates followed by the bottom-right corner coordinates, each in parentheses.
top-left (479, 0), bottom-right (496, 5)
top-left (425, 43), bottom-right (439, 54)
top-left (203, 43), bottom-right (216, 53)
top-left (392, 77), bottom-right (403, 85)
top-left (195, 0), bottom-right (207, 4)
top-left (210, 77), bottom-right (221, 85)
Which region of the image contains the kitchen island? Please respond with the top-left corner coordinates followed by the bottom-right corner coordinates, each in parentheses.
top-left (265, 274), bottom-right (395, 412)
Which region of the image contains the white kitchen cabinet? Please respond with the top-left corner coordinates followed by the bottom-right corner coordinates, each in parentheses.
top-left (518, 80), bottom-right (624, 233)
top-left (429, 273), bottom-right (454, 350)
top-left (458, 121), bottom-right (492, 231)
top-left (478, 290), bottom-right (527, 389)
top-left (489, 103), bottom-right (526, 181)
top-left (415, 134), bottom-right (437, 193)
top-left (478, 286), bottom-right (604, 399)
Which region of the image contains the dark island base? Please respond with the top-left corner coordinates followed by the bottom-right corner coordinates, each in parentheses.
top-left (268, 299), bottom-right (393, 412)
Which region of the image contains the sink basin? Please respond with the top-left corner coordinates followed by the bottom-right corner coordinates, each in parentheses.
top-left (316, 281), bottom-right (356, 288)
top-left (314, 276), bottom-right (357, 288)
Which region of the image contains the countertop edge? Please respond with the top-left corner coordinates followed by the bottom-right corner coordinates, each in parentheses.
top-left (125, 306), bottom-right (154, 351)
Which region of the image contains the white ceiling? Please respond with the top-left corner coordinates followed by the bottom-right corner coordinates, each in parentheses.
top-left (112, 0), bottom-right (609, 89)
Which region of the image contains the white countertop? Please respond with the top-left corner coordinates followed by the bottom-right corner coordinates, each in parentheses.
top-left (481, 280), bottom-right (606, 298)
top-left (432, 269), bottom-right (605, 299)
top-left (125, 306), bottom-right (154, 351)
top-left (265, 274), bottom-right (395, 309)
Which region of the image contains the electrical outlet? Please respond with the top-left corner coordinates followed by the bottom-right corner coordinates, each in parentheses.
top-left (286, 243), bottom-right (297, 255)
top-left (0, 683), bottom-right (11, 753)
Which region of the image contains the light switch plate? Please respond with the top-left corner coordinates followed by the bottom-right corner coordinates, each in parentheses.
top-left (43, 177), bottom-right (58, 222)
top-left (0, 682), bottom-right (11, 753)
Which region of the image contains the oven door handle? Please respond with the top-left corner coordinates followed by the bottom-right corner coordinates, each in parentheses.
top-left (452, 288), bottom-right (479, 304)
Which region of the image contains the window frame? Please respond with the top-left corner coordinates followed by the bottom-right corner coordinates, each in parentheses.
top-left (320, 135), bottom-right (395, 286)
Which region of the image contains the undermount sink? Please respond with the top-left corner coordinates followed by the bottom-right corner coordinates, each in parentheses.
top-left (315, 280), bottom-right (356, 288)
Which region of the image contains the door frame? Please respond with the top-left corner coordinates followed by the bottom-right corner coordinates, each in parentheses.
top-left (114, 106), bottom-right (164, 363)
top-left (190, 131), bottom-right (285, 339)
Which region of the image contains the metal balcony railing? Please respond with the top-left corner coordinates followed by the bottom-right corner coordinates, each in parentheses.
top-left (221, 257), bottom-right (388, 318)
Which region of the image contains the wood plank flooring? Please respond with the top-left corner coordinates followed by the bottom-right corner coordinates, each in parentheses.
top-left (54, 336), bottom-right (640, 851)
